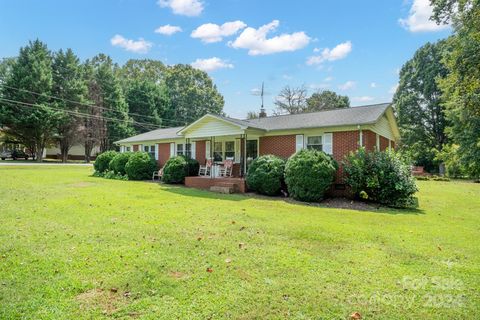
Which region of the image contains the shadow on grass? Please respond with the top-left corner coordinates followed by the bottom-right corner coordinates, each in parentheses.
top-left (156, 182), bottom-right (425, 215)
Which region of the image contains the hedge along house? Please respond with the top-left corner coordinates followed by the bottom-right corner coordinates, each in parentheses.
top-left (115, 103), bottom-right (400, 193)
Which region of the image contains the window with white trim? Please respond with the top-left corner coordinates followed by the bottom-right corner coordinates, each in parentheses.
top-left (144, 145), bottom-right (156, 158)
top-left (213, 142), bottom-right (223, 162)
top-left (225, 141), bottom-right (235, 159)
top-left (306, 136), bottom-right (323, 151)
top-left (176, 143), bottom-right (192, 158)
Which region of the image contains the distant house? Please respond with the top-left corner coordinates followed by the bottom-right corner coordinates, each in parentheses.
top-left (44, 143), bottom-right (100, 161)
top-left (115, 103), bottom-right (399, 191)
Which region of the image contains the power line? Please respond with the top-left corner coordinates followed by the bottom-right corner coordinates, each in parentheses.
top-left (0, 83), bottom-right (195, 127)
top-left (0, 97), bottom-right (170, 131)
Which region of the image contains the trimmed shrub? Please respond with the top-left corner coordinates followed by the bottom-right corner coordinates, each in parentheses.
top-left (103, 170), bottom-right (128, 180)
top-left (182, 156), bottom-right (200, 177)
top-left (124, 152), bottom-right (157, 180)
top-left (94, 151), bottom-right (118, 173)
top-left (246, 155), bottom-right (286, 196)
top-left (285, 149), bottom-right (338, 202)
top-left (109, 152), bottom-right (133, 175)
top-left (162, 156), bottom-right (188, 184)
top-left (343, 148), bottom-right (418, 208)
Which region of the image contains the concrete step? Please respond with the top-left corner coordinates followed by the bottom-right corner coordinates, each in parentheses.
top-left (210, 186), bottom-right (234, 194)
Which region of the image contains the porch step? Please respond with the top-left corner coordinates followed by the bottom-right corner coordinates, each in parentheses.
top-left (210, 186), bottom-right (234, 194)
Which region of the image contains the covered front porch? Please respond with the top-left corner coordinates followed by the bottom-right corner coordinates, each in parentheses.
top-left (184, 176), bottom-right (246, 193)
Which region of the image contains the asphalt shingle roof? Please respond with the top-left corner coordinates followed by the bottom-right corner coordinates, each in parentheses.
top-left (115, 103), bottom-right (391, 143)
top-left (245, 103), bottom-right (390, 131)
top-left (115, 126), bottom-right (184, 144)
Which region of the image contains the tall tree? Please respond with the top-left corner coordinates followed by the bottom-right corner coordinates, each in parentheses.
top-left (393, 40), bottom-right (450, 172)
top-left (125, 79), bottom-right (169, 133)
top-left (117, 59), bottom-right (166, 86)
top-left (0, 40), bottom-right (59, 161)
top-left (52, 49), bottom-right (87, 162)
top-left (306, 90), bottom-right (350, 111)
top-left (164, 64), bottom-right (224, 124)
top-left (85, 54), bottom-right (133, 152)
top-left (431, 0), bottom-right (480, 178)
top-left (274, 85), bottom-right (308, 115)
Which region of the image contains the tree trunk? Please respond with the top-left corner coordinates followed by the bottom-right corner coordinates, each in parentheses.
top-left (59, 142), bottom-right (70, 163)
top-left (35, 147), bottom-right (44, 163)
top-left (84, 141), bottom-right (93, 163)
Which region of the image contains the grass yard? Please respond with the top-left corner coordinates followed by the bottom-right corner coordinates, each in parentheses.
top-left (0, 166), bottom-right (479, 319)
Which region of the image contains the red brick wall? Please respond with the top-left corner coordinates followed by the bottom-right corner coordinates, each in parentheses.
top-left (133, 144), bottom-right (139, 152)
top-left (259, 135), bottom-right (296, 159)
top-left (195, 140), bottom-right (206, 165)
top-left (380, 136), bottom-right (389, 151)
top-left (332, 131), bottom-right (361, 183)
top-left (157, 143), bottom-right (170, 167)
top-left (363, 130), bottom-right (376, 152)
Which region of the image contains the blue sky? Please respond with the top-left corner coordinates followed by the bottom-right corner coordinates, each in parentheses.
top-left (0, 0), bottom-right (451, 118)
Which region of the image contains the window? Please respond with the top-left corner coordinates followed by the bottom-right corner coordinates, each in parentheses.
top-left (177, 144), bottom-right (184, 156)
top-left (214, 142), bottom-right (223, 162)
top-left (246, 140), bottom-right (258, 161)
top-left (143, 145), bottom-right (155, 158)
top-left (307, 136), bottom-right (322, 151)
top-left (225, 141), bottom-right (235, 159)
top-left (126, 146), bottom-right (131, 152)
top-left (177, 143), bottom-right (192, 158)
top-left (185, 143), bottom-right (192, 158)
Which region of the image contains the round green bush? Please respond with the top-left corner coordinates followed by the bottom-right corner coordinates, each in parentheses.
top-left (246, 155), bottom-right (286, 195)
top-left (343, 148), bottom-right (418, 208)
top-left (109, 152), bottom-right (133, 175)
top-left (94, 150), bottom-right (118, 173)
top-left (162, 156), bottom-right (188, 184)
top-left (182, 156), bottom-right (200, 177)
top-left (124, 152), bottom-right (157, 180)
top-left (285, 149), bottom-right (337, 202)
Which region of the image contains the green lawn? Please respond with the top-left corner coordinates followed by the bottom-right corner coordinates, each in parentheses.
top-left (0, 166), bottom-right (479, 319)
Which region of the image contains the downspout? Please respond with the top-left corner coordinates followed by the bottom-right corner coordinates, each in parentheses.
top-left (358, 125), bottom-right (363, 148)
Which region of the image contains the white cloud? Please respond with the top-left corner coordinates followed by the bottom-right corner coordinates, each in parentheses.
top-left (191, 57), bottom-right (234, 72)
top-left (309, 83), bottom-right (330, 90)
top-left (313, 47), bottom-right (321, 53)
top-left (399, 0), bottom-right (449, 32)
top-left (155, 24), bottom-right (182, 35)
top-left (370, 82), bottom-right (377, 88)
top-left (282, 74), bottom-right (292, 80)
top-left (157, 0), bottom-right (203, 17)
top-left (338, 80), bottom-right (356, 91)
top-left (352, 96), bottom-right (375, 103)
top-left (110, 34), bottom-right (152, 53)
top-left (324, 76), bottom-right (333, 82)
top-left (389, 84), bottom-right (399, 94)
top-left (229, 20), bottom-right (311, 56)
top-left (306, 41), bottom-right (352, 65)
top-left (191, 21), bottom-right (247, 43)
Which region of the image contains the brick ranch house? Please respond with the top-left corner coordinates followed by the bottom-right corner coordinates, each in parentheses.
top-left (115, 103), bottom-right (400, 193)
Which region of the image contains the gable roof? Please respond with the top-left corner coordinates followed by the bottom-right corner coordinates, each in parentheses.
top-left (115, 103), bottom-right (396, 144)
top-left (115, 126), bottom-right (183, 144)
top-left (244, 103), bottom-right (391, 131)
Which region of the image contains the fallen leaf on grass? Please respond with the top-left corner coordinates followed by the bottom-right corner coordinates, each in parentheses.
top-left (350, 311), bottom-right (361, 319)
top-left (225, 258), bottom-right (232, 264)
top-left (206, 268), bottom-right (213, 273)
top-left (239, 243), bottom-right (246, 249)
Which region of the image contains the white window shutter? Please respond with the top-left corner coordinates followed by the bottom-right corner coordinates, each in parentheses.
top-left (323, 133), bottom-right (333, 154)
top-left (169, 143), bottom-right (175, 158)
top-left (139, 144), bottom-right (143, 152)
top-left (154, 144), bottom-right (159, 160)
top-left (234, 139), bottom-right (241, 163)
top-left (295, 135), bottom-right (304, 152)
top-left (205, 141), bottom-right (211, 159)
top-left (191, 142), bottom-right (196, 159)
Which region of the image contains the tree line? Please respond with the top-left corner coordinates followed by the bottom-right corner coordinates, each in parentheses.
top-left (0, 40), bottom-right (224, 162)
top-left (393, 0), bottom-right (480, 179)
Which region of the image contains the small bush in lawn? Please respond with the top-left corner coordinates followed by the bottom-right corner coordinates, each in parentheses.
top-left (162, 156), bottom-right (188, 184)
top-left (285, 149), bottom-right (338, 202)
top-left (246, 155), bottom-right (286, 196)
top-left (182, 156), bottom-right (200, 176)
top-left (125, 152), bottom-right (157, 180)
top-left (103, 170), bottom-right (128, 180)
top-left (109, 152), bottom-right (133, 175)
top-left (343, 148), bottom-right (418, 208)
top-left (94, 150), bottom-right (118, 173)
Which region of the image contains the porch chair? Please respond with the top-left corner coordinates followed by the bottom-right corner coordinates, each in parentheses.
top-left (198, 159), bottom-right (213, 176)
top-left (152, 167), bottom-right (164, 181)
top-left (219, 159), bottom-right (234, 177)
